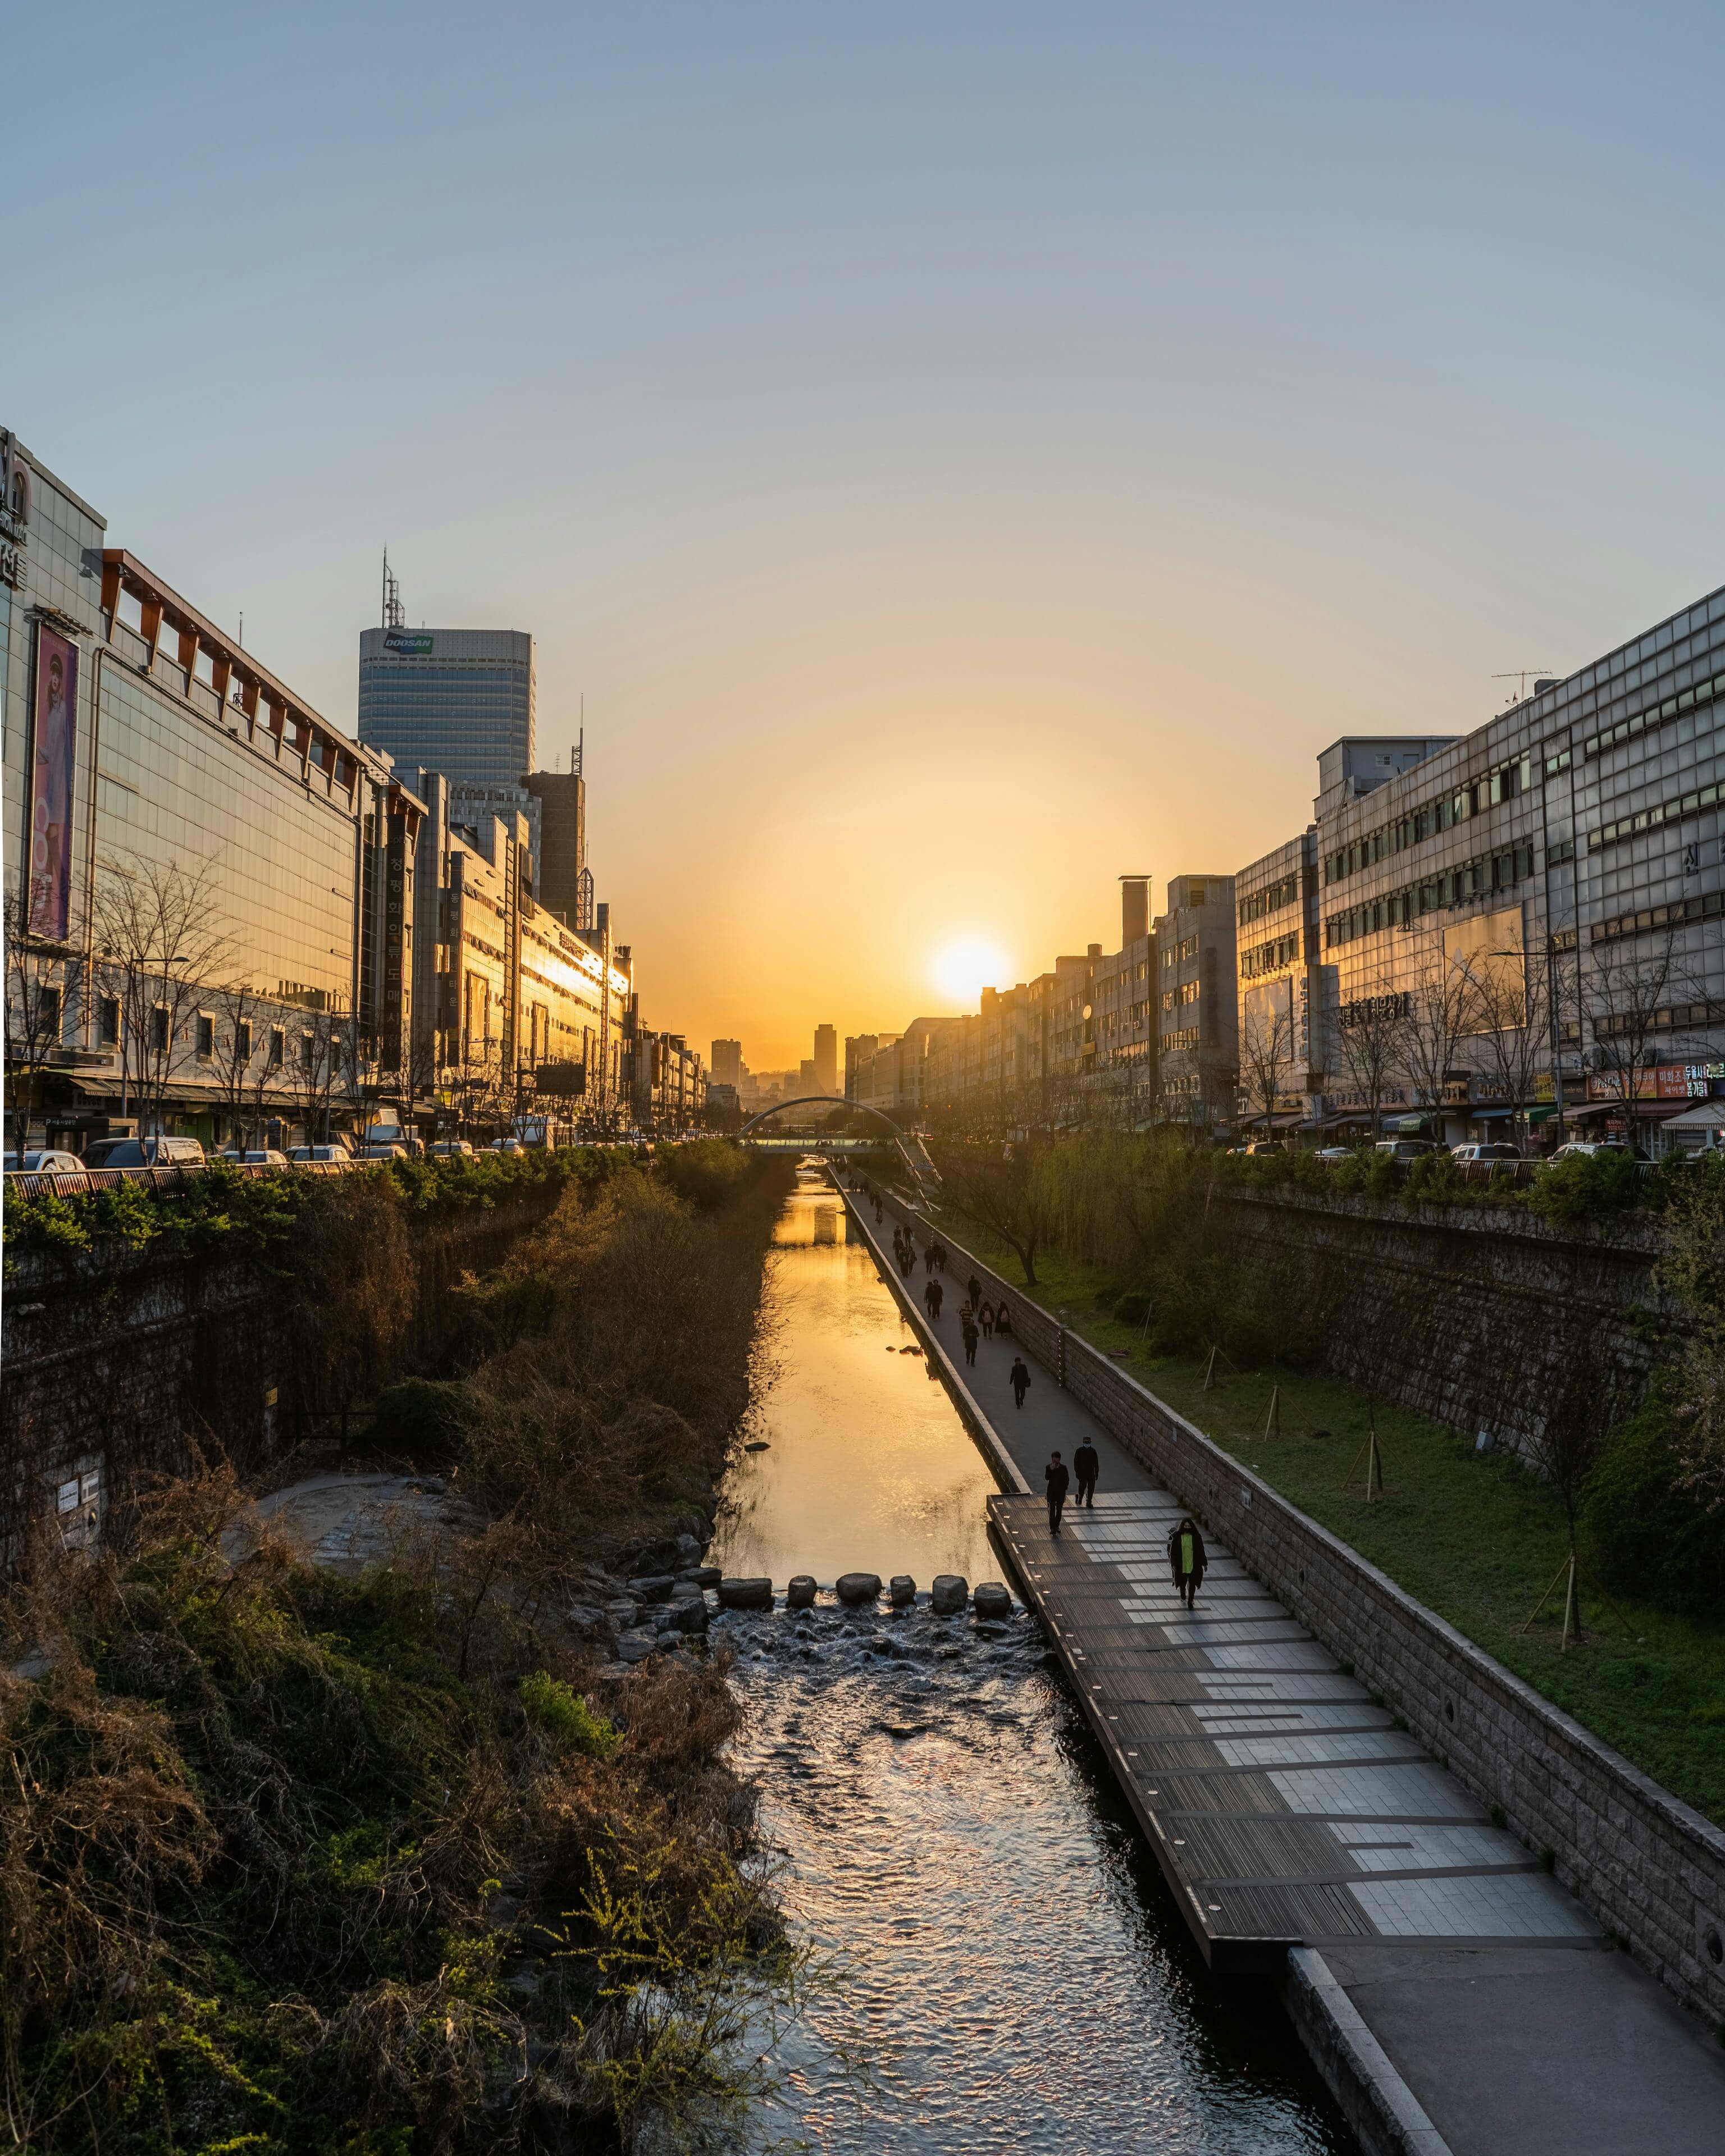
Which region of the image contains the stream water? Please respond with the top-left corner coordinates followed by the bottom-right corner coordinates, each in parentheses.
top-left (709, 1167), bottom-right (1353, 2154)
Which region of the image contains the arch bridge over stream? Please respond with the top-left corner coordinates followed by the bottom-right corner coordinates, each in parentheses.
top-left (737, 1098), bottom-right (939, 1184)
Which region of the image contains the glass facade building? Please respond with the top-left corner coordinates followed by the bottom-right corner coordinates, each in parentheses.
top-left (357, 627), bottom-right (536, 788)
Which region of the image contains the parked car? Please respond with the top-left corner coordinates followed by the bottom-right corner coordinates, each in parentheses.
top-left (82, 1135), bottom-right (207, 1170)
top-left (218, 1148), bottom-right (290, 1167)
top-left (1372, 1138), bottom-right (1441, 1162)
top-left (1450, 1141), bottom-right (1522, 1165)
top-left (1549, 1138), bottom-right (1650, 1162)
top-left (1231, 1140), bottom-right (1284, 1156)
top-left (427, 1139), bottom-right (476, 1157)
top-left (1312, 1145), bottom-right (1357, 1162)
top-left (358, 1140), bottom-right (409, 1160)
top-left (486, 1138), bottom-right (526, 1155)
top-left (286, 1143), bottom-right (351, 1164)
top-left (4, 1148), bottom-right (88, 1179)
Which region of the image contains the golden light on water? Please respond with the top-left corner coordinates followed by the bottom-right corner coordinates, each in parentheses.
top-left (930, 935), bottom-right (1013, 1008)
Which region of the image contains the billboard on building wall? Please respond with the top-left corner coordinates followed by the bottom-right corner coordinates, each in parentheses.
top-left (26, 625), bottom-right (77, 940)
top-left (1444, 904), bottom-right (1525, 1031)
top-left (383, 630), bottom-right (434, 655)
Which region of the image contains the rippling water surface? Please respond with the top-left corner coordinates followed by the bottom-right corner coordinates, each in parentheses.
top-left (715, 1172), bottom-right (1351, 2154)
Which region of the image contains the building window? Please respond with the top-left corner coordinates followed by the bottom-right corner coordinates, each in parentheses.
top-left (34, 982), bottom-right (62, 1041)
top-left (150, 1006), bottom-right (170, 1054)
top-left (98, 995), bottom-right (120, 1047)
top-left (196, 1013), bottom-right (215, 1059)
top-left (235, 1018), bottom-right (253, 1062)
top-left (300, 1032), bottom-right (316, 1073)
top-left (268, 1027), bottom-right (285, 1071)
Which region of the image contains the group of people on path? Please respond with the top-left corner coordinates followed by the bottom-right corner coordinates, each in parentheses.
top-left (1041, 1447), bottom-right (1207, 1604)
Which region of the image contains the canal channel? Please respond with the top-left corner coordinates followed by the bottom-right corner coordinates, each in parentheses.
top-left (709, 1163), bottom-right (1353, 2154)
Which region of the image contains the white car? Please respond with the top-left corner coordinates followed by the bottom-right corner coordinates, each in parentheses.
top-left (286, 1143), bottom-right (352, 1164)
top-left (4, 1148), bottom-right (88, 1180)
top-left (427, 1139), bottom-right (476, 1157)
top-left (1549, 1139), bottom-right (1648, 1162)
top-left (1312, 1145), bottom-right (1356, 1162)
top-left (358, 1140), bottom-right (409, 1160)
top-left (1450, 1141), bottom-right (1522, 1165)
top-left (1372, 1138), bottom-right (1441, 1162)
top-left (219, 1148), bottom-right (291, 1166)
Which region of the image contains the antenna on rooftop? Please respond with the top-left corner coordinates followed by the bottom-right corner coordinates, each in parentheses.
top-left (381, 549), bottom-right (405, 632)
top-left (1492, 669), bottom-right (1557, 707)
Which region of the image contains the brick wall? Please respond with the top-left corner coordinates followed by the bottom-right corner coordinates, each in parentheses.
top-left (868, 1182), bottom-right (1725, 2027)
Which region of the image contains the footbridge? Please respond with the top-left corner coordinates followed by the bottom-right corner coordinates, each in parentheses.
top-left (738, 1098), bottom-right (939, 1187)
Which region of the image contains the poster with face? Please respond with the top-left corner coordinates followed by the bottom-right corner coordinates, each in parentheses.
top-left (28, 625), bottom-right (78, 941)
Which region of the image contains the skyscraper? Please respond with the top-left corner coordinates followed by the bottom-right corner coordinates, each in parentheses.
top-left (710, 1039), bottom-right (743, 1088)
top-left (524, 769), bottom-right (587, 925)
top-left (358, 625), bottom-right (536, 788)
top-left (813, 1023), bottom-right (838, 1095)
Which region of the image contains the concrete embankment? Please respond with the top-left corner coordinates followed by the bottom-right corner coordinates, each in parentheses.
top-left (839, 1175), bottom-right (1725, 2156)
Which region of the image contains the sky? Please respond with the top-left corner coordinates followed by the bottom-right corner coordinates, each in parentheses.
top-left (10, 2), bottom-right (1725, 1069)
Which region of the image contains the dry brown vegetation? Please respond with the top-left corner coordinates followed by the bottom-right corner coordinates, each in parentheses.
top-left (2, 1145), bottom-right (796, 2155)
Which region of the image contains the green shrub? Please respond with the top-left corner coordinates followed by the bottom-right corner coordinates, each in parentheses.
top-left (1113, 1291), bottom-right (1152, 1326)
top-left (1582, 1400), bottom-right (1725, 1617)
top-left (654, 1137), bottom-right (752, 1213)
top-left (1093, 1287), bottom-right (1120, 1314)
top-left (518, 1670), bottom-right (621, 1757)
top-left (1528, 1149), bottom-right (1646, 1223)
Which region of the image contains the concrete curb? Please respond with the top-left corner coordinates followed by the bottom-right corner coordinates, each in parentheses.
top-left (830, 1179), bottom-right (1030, 1495)
top-left (1280, 1948), bottom-right (1455, 2156)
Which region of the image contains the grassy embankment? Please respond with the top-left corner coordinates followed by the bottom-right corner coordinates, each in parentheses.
top-left (1, 1141), bottom-right (800, 2156)
top-left (914, 1198), bottom-right (1725, 1829)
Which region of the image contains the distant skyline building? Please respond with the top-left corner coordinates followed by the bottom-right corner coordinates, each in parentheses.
top-left (710, 1038), bottom-right (743, 1088)
top-left (813, 1022), bottom-right (838, 1095)
top-left (358, 618), bottom-right (537, 789)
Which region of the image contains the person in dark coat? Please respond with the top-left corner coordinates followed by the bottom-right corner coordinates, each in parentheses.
top-left (979, 1301), bottom-right (994, 1340)
top-left (1010, 1356), bottom-right (1031, 1409)
top-left (1073, 1439), bottom-right (1100, 1509)
top-left (924, 1277), bottom-right (944, 1321)
top-left (1167, 1515), bottom-right (1207, 1609)
top-left (995, 1300), bottom-right (1013, 1337)
top-left (967, 1273), bottom-right (982, 1309)
top-left (961, 1315), bottom-right (979, 1367)
top-left (1045, 1450), bottom-right (1070, 1537)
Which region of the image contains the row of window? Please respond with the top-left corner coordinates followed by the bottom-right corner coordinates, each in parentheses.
top-left (1237, 873), bottom-right (1302, 925)
top-left (1160, 1026), bottom-right (1200, 1053)
top-left (1161, 934), bottom-right (1198, 969)
top-left (1590, 998), bottom-right (1725, 1040)
top-left (1241, 930), bottom-right (1303, 979)
top-left (1160, 979), bottom-right (1201, 1013)
top-left (1323, 756), bottom-right (1533, 887)
top-left (1591, 775), bottom-right (1725, 852)
top-left (1581, 667), bottom-right (1725, 761)
top-left (1592, 886), bottom-right (1725, 945)
top-left (1325, 844), bottom-right (1537, 948)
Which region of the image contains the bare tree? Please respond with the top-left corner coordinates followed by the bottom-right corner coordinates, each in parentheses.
top-left (1397, 939), bottom-right (1478, 1130)
top-left (929, 1136), bottom-right (1060, 1286)
top-left (1451, 937), bottom-right (1554, 1153)
top-left (286, 1006), bottom-right (348, 1148)
top-left (1580, 929), bottom-right (1704, 1140)
top-left (1334, 980), bottom-right (1411, 1140)
top-left (209, 979), bottom-right (266, 1149)
top-left (1238, 984), bottom-right (1299, 1135)
top-left (3, 888), bottom-right (77, 1152)
top-left (92, 853), bottom-right (234, 1136)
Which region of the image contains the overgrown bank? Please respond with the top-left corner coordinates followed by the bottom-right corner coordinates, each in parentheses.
top-left (906, 1134), bottom-right (1725, 1826)
top-left (1, 1143), bottom-right (800, 2155)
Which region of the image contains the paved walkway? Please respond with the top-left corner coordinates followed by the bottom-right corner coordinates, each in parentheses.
top-left (837, 1176), bottom-right (1725, 2156)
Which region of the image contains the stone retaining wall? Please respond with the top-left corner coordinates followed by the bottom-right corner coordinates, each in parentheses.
top-left (865, 1182), bottom-right (1725, 2030)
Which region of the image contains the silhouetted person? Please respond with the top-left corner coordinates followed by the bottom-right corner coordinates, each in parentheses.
top-left (1074, 1440), bottom-right (1099, 1509)
top-left (967, 1273), bottom-right (982, 1308)
top-left (995, 1300), bottom-right (1013, 1338)
top-left (979, 1302), bottom-right (994, 1340)
top-left (874, 1202), bottom-right (883, 1223)
top-left (925, 1277), bottom-right (943, 1321)
top-left (961, 1317), bottom-right (979, 1367)
top-left (1046, 1450), bottom-right (1070, 1537)
top-left (923, 1243), bottom-right (935, 1272)
top-left (1010, 1356), bottom-right (1031, 1409)
top-left (1168, 1515), bottom-right (1208, 1610)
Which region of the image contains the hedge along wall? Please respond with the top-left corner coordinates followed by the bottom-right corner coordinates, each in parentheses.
top-left (1221, 1188), bottom-right (1663, 1453)
top-left (864, 1182), bottom-right (1725, 2029)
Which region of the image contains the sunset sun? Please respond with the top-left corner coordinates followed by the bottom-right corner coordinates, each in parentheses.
top-left (930, 935), bottom-right (1012, 1007)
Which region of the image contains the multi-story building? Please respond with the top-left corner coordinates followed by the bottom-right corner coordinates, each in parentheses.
top-left (710, 1038), bottom-right (743, 1089)
top-left (2, 431), bottom-right (421, 1149)
top-left (813, 1022), bottom-right (838, 1095)
top-left (851, 1017), bottom-right (960, 1119)
top-left (1231, 584), bottom-right (1725, 1143)
top-left (1233, 834), bottom-right (1320, 1131)
top-left (1153, 875), bottom-right (1238, 1129)
top-left (628, 1015), bottom-right (705, 1132)
top-left (358, 621), bottom-right (536, 788)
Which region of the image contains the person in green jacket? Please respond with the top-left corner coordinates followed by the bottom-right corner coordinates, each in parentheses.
top-left (1167, 1516), bottom-right (1207, 1609)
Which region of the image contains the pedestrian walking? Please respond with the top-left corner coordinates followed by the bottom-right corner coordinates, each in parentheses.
top-left (925, 1277), bottom-right (944, 1321)
top-left (967, 1273), bottom-right (982, 1309)
top-left (1074, 1439), bottom-right (1099, 1509)
top-left (874, 1202), bottom-right (883, 1223)
top-left (923, 1243), bottom-right (935, 1273)
top-left (961, 1317), bottom-right (979, 1367)
top-left (1045, 1450), bottom-right (1070, 1537)
top-left (995, 1300), bottom-right (1014, 1338)
top-left (1167, 1515), bottom-right (1207, 1610)
top-left (931, 1240), bottom-right (947, 1272)
top-left (1010, 1356), bottom-right (1031, 1409)
top-left (979, 1302), bottom-right (994, 1340)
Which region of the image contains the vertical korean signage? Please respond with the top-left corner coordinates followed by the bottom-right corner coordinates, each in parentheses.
top-left (28, 625), bottom-right (78, 940)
